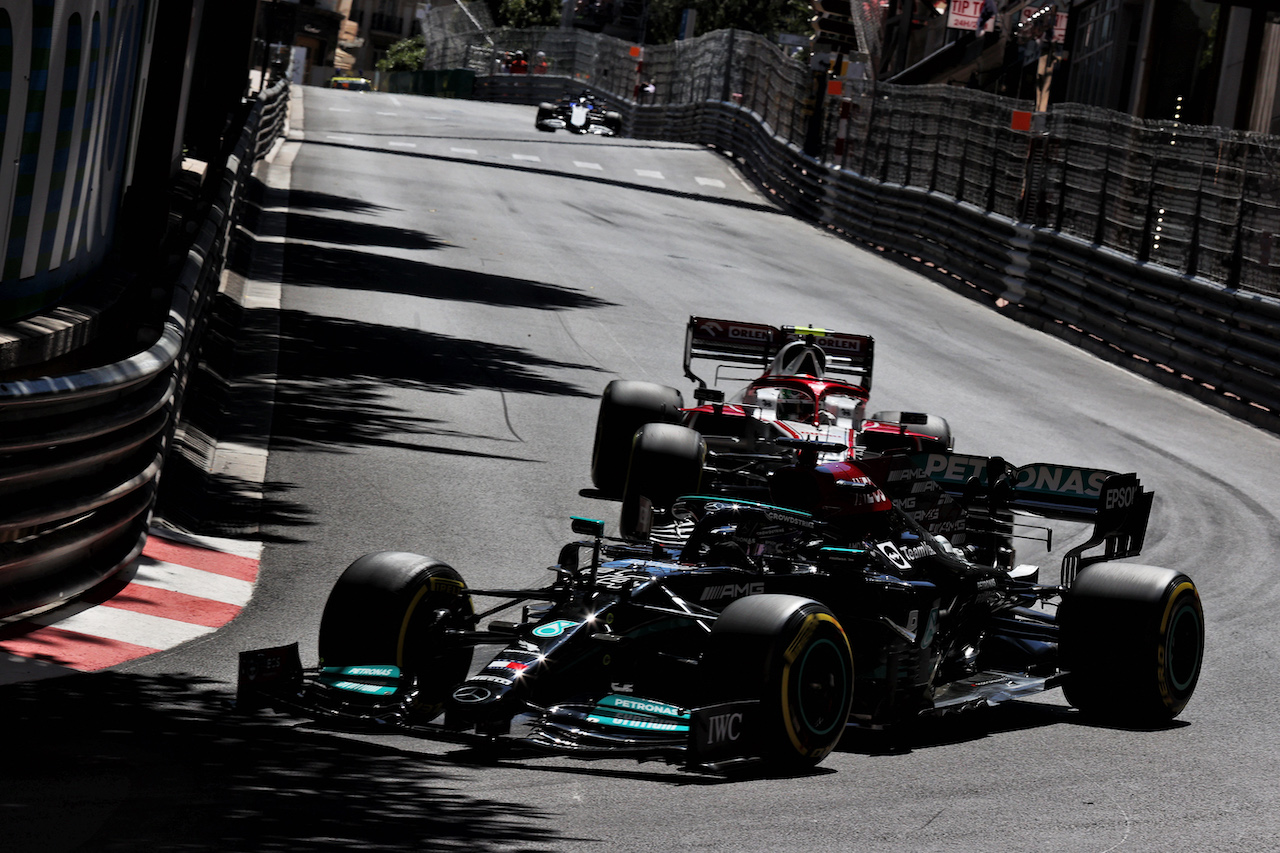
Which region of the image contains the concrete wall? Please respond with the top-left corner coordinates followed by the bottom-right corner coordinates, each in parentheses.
top-left (0, 0), bottom-right (156, 322)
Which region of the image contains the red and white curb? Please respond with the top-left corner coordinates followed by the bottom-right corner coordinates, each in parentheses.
top-left (0, 528), bottom-right (260, 684)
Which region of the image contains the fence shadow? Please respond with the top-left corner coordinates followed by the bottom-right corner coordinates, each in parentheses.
top-left (159, 165), bottom-right (614, 537)
top-left (282, 240), bottom-right (617, 310)
top-left (270, 308), bottom-right (606, 448)
top-left (158, 301), bottom-right (607, 536)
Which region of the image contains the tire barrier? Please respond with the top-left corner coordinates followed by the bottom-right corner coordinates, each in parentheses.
top-left (0, 73), bottom-right (290, 619)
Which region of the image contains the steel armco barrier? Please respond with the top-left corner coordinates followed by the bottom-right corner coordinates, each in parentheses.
top-left (478, 65), bottom-right (1280, 434)
top-left (0, 74), bottom-right (290, 619)
top-left (818, 147), bottom-right (1280, 432)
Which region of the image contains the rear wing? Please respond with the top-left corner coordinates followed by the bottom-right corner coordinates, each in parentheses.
top-left (683, 316), bottom-right (874, 390)
top-left (905, 452), bottom-right (1154, 586)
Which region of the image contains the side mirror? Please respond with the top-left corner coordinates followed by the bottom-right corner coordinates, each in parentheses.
top-left (571, 516), bottom-right (605, 538)
top-left (693, 386), bottom-right (725, 404)
top-left (556, 542), bottom-right (580, 577)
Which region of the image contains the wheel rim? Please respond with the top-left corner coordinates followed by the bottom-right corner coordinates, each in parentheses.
top-left (795, 638), bottom-right (850, 736)
top-left (1166, 600), bottom-right (1202, 694)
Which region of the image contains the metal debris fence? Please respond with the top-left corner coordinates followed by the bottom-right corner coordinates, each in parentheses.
top-left (423, 17), bottom-right (1280, 298)
top-left (426, 16), bottom-right (1280, 431)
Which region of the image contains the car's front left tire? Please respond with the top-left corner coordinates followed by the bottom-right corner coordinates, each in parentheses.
top-left (701, 595), bottom-right (853, 771)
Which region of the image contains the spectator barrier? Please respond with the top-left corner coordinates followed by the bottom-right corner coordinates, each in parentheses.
top-left (0, 73), bottom-right (290, 618)
top-left (452, 23), bottom-right (1280, 435)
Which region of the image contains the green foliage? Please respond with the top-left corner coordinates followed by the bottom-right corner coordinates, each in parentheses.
top-left (498, 0), bottom-right (561, 28)
top-left (376, 34), bottom-right (426, 73)
top-left (645, 0), bottom-right (814, 44)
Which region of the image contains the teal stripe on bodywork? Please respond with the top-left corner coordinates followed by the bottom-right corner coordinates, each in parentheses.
top-left (319, 664), bottom-right (403, 696)
top-left (585, 693), bottom-right (691, 732)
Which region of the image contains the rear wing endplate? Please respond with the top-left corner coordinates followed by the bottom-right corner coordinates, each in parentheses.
top-left (683, 316), bottom-right (874, 390)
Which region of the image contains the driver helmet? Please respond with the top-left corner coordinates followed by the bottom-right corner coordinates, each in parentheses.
top-left (775, 388), bottom-right (812, 423)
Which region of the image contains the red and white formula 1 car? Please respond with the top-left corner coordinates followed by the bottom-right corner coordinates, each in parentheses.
top-left (588, 316), bottom-right (952, 537)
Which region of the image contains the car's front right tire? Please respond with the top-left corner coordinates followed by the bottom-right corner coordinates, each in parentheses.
top-left (590, 379), bottom-right (684, 496)
top-left (619, 422), bottom-right (705, 538)
top-left (319, 552), bottom-right (475, 720)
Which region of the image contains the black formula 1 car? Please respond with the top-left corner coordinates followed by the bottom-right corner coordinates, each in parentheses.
top-left (535, 91), bottom-right (622, 135)
top-left (589, 317), bottom-right (952, 537)
top-left (238, 449), bottom-right (1204, 774)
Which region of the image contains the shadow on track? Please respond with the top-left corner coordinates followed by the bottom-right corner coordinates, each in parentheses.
top-left (836, 702), bottom-right (1076, 758)
top-left (301, 137), bottom-right (785, 216)
top-left (285, 211), bottom-right (449, 251)
top-left (157, 173), bottom-right (611, 536)
top-left (281, 241), bottom-right (614, 310)
top-left (836, 699), bottom-right (1190, 759)
top-left (269, 308), bottom-right (606, 447)
top-left (159, 305), bottom-right (605, 535)
top-left (0, 673), bottom-right (576, 852)
top-left (286, 188), bottom-right (397, 216)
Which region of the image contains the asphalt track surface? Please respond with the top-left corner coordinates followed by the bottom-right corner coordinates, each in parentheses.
top-left (3, 86), bottom-right (1279, 851)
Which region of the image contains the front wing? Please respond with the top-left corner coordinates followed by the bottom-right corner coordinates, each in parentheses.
top-left (236, 643), bottom-right (766, 770)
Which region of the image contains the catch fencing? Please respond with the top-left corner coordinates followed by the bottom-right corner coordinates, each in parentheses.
top-left (426, 20), bottom-right (1280, 432)
top-left (0, 73), bottom-right (290, 619)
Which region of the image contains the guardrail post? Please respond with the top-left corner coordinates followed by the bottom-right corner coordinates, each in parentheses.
top-left (1186, 155), bottom-right (1208, 279)
top-left (721, 28), bottom-right (736, 103)
top-left (1137, 144), bottom-right (1158, 263)
top-left (1227, 136), bottom-right (1249, 290)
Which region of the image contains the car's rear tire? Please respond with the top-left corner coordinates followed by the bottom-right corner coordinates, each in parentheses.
top-left (619, 422), bottom-right (705, 538)
top-left (1058, 563), bottom-right (1203, 724)
top-left (702, 595), bottom-right (853, 771)
top-left (604, 110), bottom-right (622, 135)
top-left (535, 104), bottom-right (555, 130)
top-left (319, 552), bottom-right (475, 720)
top-left (590, 379), bottom-right (684, 495)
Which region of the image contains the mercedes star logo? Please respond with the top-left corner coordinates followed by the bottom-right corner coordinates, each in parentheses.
top-left (452, 685), bottom-right (493, 703)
